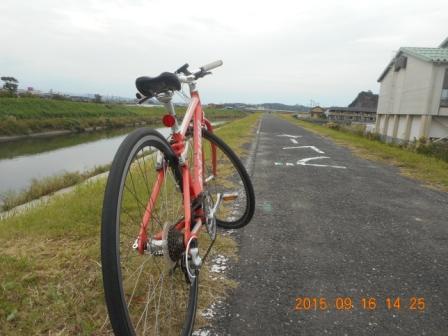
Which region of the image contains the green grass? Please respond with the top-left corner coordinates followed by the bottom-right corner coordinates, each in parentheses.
top-left (282, 114), bottom-right (448, 192)
top-left (323, 121), bottom-right (448, 163)
top-left (0, 113), bottom-right (260, 335)
top-left (0, 165), bottom-right (109, 211)
top-left (0, 97), bottom-right (247, 135)
top-left (0, 97), bottom-right (155, 119)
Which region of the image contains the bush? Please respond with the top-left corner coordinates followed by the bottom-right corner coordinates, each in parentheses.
top-left (325, 122), bottom-right (340, 130)
top-left (343, 124), bottom-right (365, 137)
top-left (413, 141), bottom-right (448, 162)
top-left (0, 90), bottom-right (15, 98)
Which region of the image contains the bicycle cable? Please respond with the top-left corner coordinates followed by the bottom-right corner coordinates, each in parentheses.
top-left (176, 83), bottom-right (191, 104)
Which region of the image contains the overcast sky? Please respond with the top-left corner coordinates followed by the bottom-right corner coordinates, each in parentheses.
top-left (1, 0), bottom-right (447, 106)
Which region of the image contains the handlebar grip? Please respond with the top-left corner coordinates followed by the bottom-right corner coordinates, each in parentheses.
top-left (201, 60), bottom-right (223, 72)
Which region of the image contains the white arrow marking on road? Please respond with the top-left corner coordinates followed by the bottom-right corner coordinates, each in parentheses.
top-left (296, 156), bottom-right (347, 169)
top-left (282, 146), bottom-right (325, 154)
top-left (274, 162), bottom-right (294, 166)
top-left (277, 134), bottom-right (302, 139)
top-left (290, 139), bottom-right (299, 144)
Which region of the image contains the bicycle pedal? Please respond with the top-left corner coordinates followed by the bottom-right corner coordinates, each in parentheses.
top-left (222, 192), bottom-right (238, 201)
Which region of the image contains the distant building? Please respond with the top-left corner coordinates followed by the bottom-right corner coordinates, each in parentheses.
top-left (327, 106), bottom-right (377, 123)
top-left (207, 103), bottom-right (225, 109)
top-left (310, 106), bottom-right (326, 118)
top-left (296, 111), bottom-right (310, 119)
top-left (327, 91), bottom-right (378, 123)
top-left (70, 95), bottom-right (92, 102)
top-left (376, 37), bottom-right (448, 141)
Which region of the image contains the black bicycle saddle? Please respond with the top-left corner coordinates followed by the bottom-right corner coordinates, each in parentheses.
top-left (135, 72), bottom-right (181, 97)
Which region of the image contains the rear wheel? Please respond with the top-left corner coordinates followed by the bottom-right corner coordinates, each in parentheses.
top-left (186, 129), bottom-right (255, 229)
top-left (101, 128), bottom-right (198, 336)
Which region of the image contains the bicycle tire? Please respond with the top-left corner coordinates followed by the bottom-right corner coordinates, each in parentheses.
top-left (187, 129), bottom-right (255, 229)
top-left (101, 127), bottom-right (198, 336)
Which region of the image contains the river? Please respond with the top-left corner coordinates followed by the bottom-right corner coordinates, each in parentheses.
top-left (0, 123), bottom-right (225, 196)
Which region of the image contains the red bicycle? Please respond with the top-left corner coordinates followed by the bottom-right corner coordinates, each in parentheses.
top-left (101, 60), bottom-right (255, 335)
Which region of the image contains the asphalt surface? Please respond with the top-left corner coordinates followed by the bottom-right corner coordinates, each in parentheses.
top-left (214, 114), bottom-right (448, 335)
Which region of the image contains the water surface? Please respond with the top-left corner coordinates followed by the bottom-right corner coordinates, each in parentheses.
top-left (0, 122), bottom-right (226, 196)
top-left (0, 127), bottom-right (170, 195)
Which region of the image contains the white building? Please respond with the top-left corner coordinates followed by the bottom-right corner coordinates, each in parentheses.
top-left (376, 37), bottom-right (448, 142)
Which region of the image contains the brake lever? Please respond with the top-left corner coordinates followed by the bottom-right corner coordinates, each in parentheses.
top-left (195, 71), bottom-right (212, 79)
top-left (175, 63), bottom-right (192, 75)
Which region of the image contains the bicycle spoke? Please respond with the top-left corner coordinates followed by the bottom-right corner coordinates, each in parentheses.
top-left (123, 183), bottom-right (164, 231)
top-left (111, 142), bottom-right (192, 336)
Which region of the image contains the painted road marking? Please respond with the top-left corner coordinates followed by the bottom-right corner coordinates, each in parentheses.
top-left (275, 133), bottom-right (345, 169)
top-left (277, 134), bottom-right (302, 139)
top-left (274, 158), bottom-right (346, 169)
top-left (274, 162), bottom-right (295, 166)
top-left (296, 156), bottom-right (346, 169)
top-left (282, 146), bottom-right (325, 154)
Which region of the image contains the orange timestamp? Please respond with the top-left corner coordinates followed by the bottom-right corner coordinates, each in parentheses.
top-left (294, 297), bottom-right (425, 311)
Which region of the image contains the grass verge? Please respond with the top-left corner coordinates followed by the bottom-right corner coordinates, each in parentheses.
top-left (281, 114), bottom-right (448, 192)
top-left (0, 113), bottom-right (260, 335)
top-left (0, 97), bottom-right (247, 136)
top-left (0, 165), bottom-right (109, 211)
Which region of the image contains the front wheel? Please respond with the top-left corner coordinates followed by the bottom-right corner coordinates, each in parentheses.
top-left (101, 128), bottom-right (198, 336)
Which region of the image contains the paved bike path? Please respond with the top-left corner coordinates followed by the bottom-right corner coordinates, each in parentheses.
top-left (214, 114), bottom-right (448, 335)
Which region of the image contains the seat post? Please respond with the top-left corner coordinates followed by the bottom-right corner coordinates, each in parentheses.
top-left (157, 91), bottom-right (175, 116)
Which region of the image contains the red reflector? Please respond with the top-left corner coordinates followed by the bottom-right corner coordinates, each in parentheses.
top-left (162, 114), bottom-right (176, 127)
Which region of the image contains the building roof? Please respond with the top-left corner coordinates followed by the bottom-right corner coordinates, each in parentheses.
top-left (310, 106), bottom-right (325, 113)
top-left (439, 37), bottom-right (448, 48)
top-left (378, 37), bottom-right (448, 82)
top-left (400, 47), bottom-right (448, 63)
top-left (328, 106), bottom-right (377, 113)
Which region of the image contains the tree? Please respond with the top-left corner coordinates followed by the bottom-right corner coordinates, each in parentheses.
top-left (94, 94), bottom-right (102, 103)
top-left (1, 76), bottom-right (19, 95)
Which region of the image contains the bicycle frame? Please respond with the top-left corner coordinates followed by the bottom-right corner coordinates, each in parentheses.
top-left (137, 89), bottom-right (216, 254)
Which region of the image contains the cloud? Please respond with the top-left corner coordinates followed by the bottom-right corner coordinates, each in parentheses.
top-left (1, 0), bottom-right (447, 105)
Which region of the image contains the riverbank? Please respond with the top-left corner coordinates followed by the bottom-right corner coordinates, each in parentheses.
top-left (0, 165), bottom-right (109, 212)
top-left (0, 97), bottom-right (247, 137)
top-left (0, 113), bottom-right (260, 334)
top-left (282, 114), bottom-right (448, 192)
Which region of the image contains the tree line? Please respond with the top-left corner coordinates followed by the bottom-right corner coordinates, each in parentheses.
top-left (0, 76), bottom-right (104, 103)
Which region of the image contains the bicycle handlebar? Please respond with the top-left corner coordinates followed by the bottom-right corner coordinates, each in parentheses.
top-left (176, 60), bottom-right (223, 83)
top-left (200, 60), bottom-right (223, 72)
